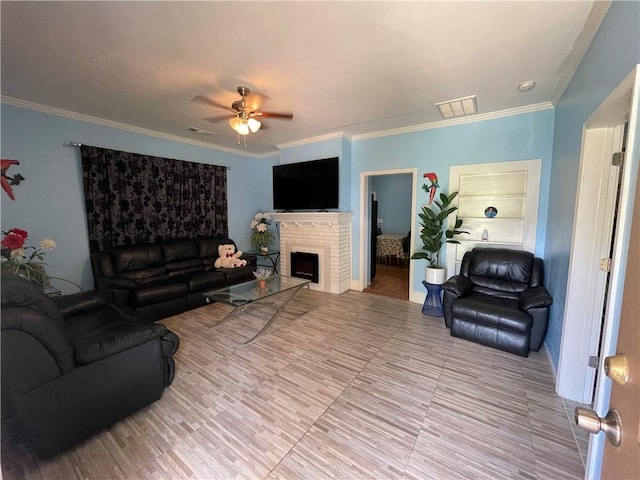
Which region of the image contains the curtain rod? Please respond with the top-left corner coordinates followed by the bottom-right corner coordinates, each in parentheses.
top-left (66, 141), bottom-right (231, 170)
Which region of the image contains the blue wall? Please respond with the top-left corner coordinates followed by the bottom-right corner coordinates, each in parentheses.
top-left (0, 104), bottom-right (274, 291)
top-left (544, 0), bottom-right (640, 371)
top-left (351, 109), bottom-right (555, 292)
top-left (371, 174), bottom-right (412, 234)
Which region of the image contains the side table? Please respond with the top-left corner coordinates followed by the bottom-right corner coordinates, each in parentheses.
top-left (421, 280), bottom-right (443, 317)
top-left (252, 249), bottom-right (281, 274)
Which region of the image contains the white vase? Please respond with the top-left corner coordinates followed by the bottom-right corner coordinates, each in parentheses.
top-left (425, 266), bottom-right (447, 285)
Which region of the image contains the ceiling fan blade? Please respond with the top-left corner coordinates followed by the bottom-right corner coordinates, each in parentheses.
top-left (191, 95), bottom-right (234, 112)
top-left (257, 111), bottom-right (294, 120)
top-left (204, 114), bottom-right (233, 123)
top-left (244, 92), bottom-right (266, 111)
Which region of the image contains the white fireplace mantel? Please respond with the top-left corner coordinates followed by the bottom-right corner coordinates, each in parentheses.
top-left (271, 212), bottom-right (353, 293)
top-left (271, 212), bottom-right (353, 225)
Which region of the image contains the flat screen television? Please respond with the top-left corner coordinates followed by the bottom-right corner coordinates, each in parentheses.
top-left (273, 157), bottom-right (339, 210)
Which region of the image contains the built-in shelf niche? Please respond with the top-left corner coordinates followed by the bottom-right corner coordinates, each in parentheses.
top-left (447, 159), bottom-right (541, 275)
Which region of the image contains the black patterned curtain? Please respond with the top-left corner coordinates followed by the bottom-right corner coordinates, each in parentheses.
top-left (80, 146), bottom-right (228, 252)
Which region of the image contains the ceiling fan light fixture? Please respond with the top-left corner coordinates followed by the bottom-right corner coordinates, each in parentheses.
top-left (236, 122), bottom-right (250, 136)
top-left (435, 95), bottom-right (478, 119)
top-left (229, 116), bottom-right (250, 135)
top-left (247, 117), bottom-right (261, 133)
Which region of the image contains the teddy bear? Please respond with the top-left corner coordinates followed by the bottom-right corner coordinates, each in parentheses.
top-left (214, 243), bottom-right (247, 269)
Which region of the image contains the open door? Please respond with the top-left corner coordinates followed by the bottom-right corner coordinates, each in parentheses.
top-left (557, 65), bottom-right (640, 405)
top-left (577, 65), bottom-right (640, 479)
top-left (575, 164), bottom-right (639, 479)
top-left (370, 194), bottom-right (378, 283)
top-left (601, 165), bottom-right (639, 480)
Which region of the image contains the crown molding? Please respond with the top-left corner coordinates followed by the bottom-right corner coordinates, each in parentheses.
top-left (4, 95), bottom-right (554, 156)
top-left (350, 102), bottom-right (555, 142)
top-left (0, 96), bottom-right (277, 159)
top-left (276, 131), bottom-right (351, 150)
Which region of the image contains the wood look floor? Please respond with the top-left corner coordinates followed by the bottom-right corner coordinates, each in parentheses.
top-left (1, 289), bottom-right (584, 480)
top-left (363, 264), bottom-right (409, 300)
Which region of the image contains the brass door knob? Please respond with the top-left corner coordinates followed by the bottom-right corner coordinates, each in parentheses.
top-left (575, 407), bottom-right (622, 446)
top-left (604, 354), bottom-right (629, 385)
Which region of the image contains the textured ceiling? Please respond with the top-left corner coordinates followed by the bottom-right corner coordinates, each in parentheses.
top-left (1, 1), bottom-right (603, 156)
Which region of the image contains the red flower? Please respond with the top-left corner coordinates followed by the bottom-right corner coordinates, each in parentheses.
top-left (1, 232), bottom-right (27, 249)
top-left (6, 228), bottom-right (28, 239)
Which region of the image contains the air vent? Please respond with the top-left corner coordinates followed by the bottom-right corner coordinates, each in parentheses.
top-left (187, 127), bottom-right (215, 135)
top-left (435, 95), bottom-right (478, 119)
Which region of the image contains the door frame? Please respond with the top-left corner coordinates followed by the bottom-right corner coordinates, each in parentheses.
top-left (358, 168), bottom-right (417, 300)
top-left (561, 65), bottom-right (640, 478)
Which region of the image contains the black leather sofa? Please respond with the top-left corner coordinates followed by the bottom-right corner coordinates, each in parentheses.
top-left (91, 237), bottom-right (257, 321)
top-left (1, 273), bottom-right (180, 458)
top-left (442, 248), bottom-right (553, 357)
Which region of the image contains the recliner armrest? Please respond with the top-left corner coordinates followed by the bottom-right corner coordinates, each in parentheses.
top-left (519, 285), bottom-right (553, 311)
top-left (51, 291), bottom-right (108, 317)
top-left (442, 275), bottom-right (473, 297)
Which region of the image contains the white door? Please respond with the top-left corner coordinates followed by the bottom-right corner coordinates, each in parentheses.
top-left (557, 65), bottom-right (640, 408)
top-left (576, 65), bottom-right (640, 479)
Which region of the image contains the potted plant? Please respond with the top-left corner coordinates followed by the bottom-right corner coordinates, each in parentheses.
top-left (410, 172), bottom-right (467, 284)
top-left (253, 267), bottom-right (273, 289)
top-left (250, 212), bottom-right (275, 253)
top-left (1, 227), bottom-right (56, 287)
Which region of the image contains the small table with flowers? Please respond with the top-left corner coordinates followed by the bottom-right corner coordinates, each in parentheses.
top-left (250, 249), bottom-right (280, 274)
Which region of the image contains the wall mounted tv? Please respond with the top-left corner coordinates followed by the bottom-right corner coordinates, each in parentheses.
top-left (273, 157), bottom-right (339, 211)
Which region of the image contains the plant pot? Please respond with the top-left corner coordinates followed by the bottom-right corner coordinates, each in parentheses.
top-left (425, 266), bottom-right (446, 285)
top-left (258, 279), bottom-right (267, 289)
top-left (260, 246), bottom-right (269, 254)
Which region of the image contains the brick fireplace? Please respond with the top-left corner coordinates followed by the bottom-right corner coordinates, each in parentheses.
top-left (271, 212), bottom-right (353, 294)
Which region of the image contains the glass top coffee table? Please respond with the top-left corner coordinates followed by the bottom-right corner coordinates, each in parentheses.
top-left (203, 275), bottom-right (311, 344)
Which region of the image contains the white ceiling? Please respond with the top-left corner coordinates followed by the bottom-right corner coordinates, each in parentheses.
top-left (1, 1), bottom-right (605, 156)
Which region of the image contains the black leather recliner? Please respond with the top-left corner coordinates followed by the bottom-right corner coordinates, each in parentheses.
top-left (1, 273), bottom-right (180, 458)
top-left (442, 248), bottom-right (553, 357)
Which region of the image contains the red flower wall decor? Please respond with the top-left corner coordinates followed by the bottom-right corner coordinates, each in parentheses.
top-left (1, 159), bottom-right (25, 201)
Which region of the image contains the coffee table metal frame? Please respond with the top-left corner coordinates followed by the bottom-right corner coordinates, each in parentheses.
top-left (203, 275), bottom-right (311, 344)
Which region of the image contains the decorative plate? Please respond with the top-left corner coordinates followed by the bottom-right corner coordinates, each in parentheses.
top-left (484, 206), bottom-right (498, 218)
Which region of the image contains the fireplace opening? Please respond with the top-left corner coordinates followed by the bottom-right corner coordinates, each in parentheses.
top-left (291, 252), bottom-right (319, 284)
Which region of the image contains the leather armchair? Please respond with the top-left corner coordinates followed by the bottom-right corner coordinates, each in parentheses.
top-left (1, 273), bottom-right (180, 458)
top-left (442, 248), bottom-right (552, 357)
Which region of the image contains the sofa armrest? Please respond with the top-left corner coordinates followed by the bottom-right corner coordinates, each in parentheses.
top-left (97, 276), bottom-right (137, 289)
top-left (442, 275), bottom-right (473, 298)
top-left (8, 339), bottom-right (166, 459)
top-left (519, 285), bottom-right (553, 311)
top-left (51, 291), bottom-right (108, 317)
top-left (240, 253), bottom-right (258, 267)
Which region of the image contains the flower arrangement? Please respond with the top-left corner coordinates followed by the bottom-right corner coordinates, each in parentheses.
top-left (250, 212), bottom-right (275, 250)
top-left (253, 267), bottom-right (273, 281)
top-left (1, 228), bottom-right (55, 286)
top-left (410, 172), bottom-right (468, 268)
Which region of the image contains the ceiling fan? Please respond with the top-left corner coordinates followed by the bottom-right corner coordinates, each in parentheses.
top-left (192, 86), bottom-right (293, 147)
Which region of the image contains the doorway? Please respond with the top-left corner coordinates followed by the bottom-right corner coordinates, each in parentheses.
top-left (557, 65), bottom-right (640, 478)
top-left (556, 66), bottom-right (640, 406)
top-left (358, 169), bottom-right (417, 302)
